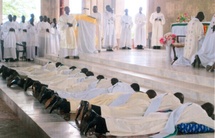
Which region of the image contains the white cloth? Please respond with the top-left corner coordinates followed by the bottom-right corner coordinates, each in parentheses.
top-left (19, 22), bottom-right (28, 43)
top-left (50, 23), bottom-right (60, 55)
top-left (183, 18), bottom-right (204, 61)
top-left (194, 14), bottom-right (215, 67)
top-left (103, 11), bottom-right (116, 48)
top-left (91, 12), bottom-right (102, 50)
top-left (105, 103), bottom-right (214, 136)
top-left (77, 18), bottom-right (97, 54)
top-left (58, 14), bottom-right (78, 57)
top-left (2, 21), bottom-right (17, 59)
top-left (150, 12), bottom-right (165, 46)
top-left (26, 24), bottom-right (37, 60)
top-left (36, 21), bottom-right (51, 57)
top-left (134, 13), bottom-right (146, 47)
top-left (107, 82), bottom-right (134, 93)
top-left (119, 15), bottom-right (133, 48)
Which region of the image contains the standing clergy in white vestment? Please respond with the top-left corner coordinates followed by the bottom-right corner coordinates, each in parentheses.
top-left (58, 6), bottom-right (79, 59)
top-left (183, 12), bottom-right (205, 62)
top-left (26, 18), bottom-right (37, 61)
top-left (36, 16), bottom-right (51, 57)
top-left (134, 7), bottom-right (146, 49)
top-left (194, 14), bottom-right (215, 70)
top-left (120, 9), bottom-right (133, 50)
top-left (2, 14), bottom-right (17, 61)
top-left (103, 5), bottom-right (116, 51)
top-left (50, 18), bottom-right (60, 55)
top-left (150, 6), bottom-right (165, 49)
top-left (13, 15), bottom-right (20, 43)
top-left (91, 6), bottom-right (102, 52)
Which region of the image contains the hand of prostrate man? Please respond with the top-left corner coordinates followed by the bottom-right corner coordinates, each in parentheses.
top-left (67, 23), bottom-right (73, 27)
top-left (9, 28), bottom-right (15, 32)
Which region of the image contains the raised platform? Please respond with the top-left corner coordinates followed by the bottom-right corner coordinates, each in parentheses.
top-left (35, 49), bottom-right (214, 104)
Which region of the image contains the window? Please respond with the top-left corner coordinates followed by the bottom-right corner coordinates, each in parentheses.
top-left (2, 0), bottom-right (41, 23)
top-left (69, 0), bottom-right (82, 14)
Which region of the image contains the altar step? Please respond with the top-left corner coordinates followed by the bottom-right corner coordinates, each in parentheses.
top-left (0, 78), bottom-right (82, 138)
top-left (35, 55), bottom-right (214, 104)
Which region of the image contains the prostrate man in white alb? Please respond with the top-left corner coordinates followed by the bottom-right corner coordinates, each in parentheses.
top-left (150, 6), bottom-right (165, 49)
top-left (58, 6), bottom-right (79, 59)
top-left (91, 6), bottom-right (102, 53)
top-left (120, 9), bottom-right (133, 50)
top-left (134, 7), bottom-right (146, 50)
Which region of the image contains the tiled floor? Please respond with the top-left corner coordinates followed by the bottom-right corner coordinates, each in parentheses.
top-left (0, 97), bottom-right (35, 138)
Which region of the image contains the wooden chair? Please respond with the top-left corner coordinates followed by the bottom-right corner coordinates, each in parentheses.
top-left (16, 42), bottom-right (26, 61)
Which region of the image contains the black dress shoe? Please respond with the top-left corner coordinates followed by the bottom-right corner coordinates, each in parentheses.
top-left (83, 110), bottom-right (99, 135)
top-left (75, 100), bottom-right (88, 120)
top-left (50, 98), bottom-right (66, 113)
top-left (73, 56), bottom-right (80, 59)
top-left (7, 77), bottom-right (19, 87)
top-left (65, 56), bottom-right (69, 59)
top-left (24, 78), bottom-right (33, 91)
top-left (127, 47), bottom-right (131, 50)
top-left (121, 46), bottom-right (126, 49)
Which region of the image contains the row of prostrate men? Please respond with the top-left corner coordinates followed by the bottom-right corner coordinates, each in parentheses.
top-left (0, 5), bottom-right (165, 62)
top-left (1, 62), bottom-right (214, 137)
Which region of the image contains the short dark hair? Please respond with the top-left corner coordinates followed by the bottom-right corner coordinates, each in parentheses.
top-left (196, 12), bottom-right (204, 21)
top-left (81, 68), bottom-right (88, 74)
top-left (55, 62), bottom-right (62, 67)
top-left (69, 66), bottom-right (77, 70)
top-left (111, 78), bottom-right (118, 85)
top-left (174, 92), bottom-right (184, 104)
top-left (130, 83), bottom-right (140, 92)
top-left (86, 71), bottom-right (94, 76)
top-left (201, 102), bottom-right (214, 117)
top-left (97, 75), bottom-right (104, 80)
top-left (146, 89), bottom-right (157, 99)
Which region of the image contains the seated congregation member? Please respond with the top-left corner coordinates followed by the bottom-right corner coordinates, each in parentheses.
top-left (192, 14), bottom-right (215, 70)
top-left (2, 14), bottom-right (17, 62)
top-left (26, 18), bottom-right (37, 61)
top-left (83, 102), bottom-right (214, 136)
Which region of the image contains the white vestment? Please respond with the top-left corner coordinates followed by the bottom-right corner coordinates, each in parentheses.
top-left (194, 14), bottom-right (215, 67)
top-left (150, 12), bottom-right (165, 46)
top-left (26, 24), bottom-right (37, 60)
top-left (134, 13), bottom-right (146, 47)
top-left (119, 15), bottom-right (133, 48)
top-left (36, 21), bottom-right (51, 57)
top-left (50, 23), bottom-right (60, 55)
top-left (2, 21), bottom-right (17, 59)
top-left (105, 103), bottom-right (214, 136)
top-left (103, 11), bottom-right (116, 48)
top-left (91, 12), bottom-right (102, 51)
top-left (19, 22), bottom-right (28, 43)
top-left (58, 14), bottom-right (78, 57)
top-left (183, 18), bottom-right (204, 60)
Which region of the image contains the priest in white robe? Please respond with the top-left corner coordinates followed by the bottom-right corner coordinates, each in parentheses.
top-left (36, 16), bottom-right (51, 57)
top-left (50, 18), bottom-right (60, 55)
top-left (119, 9), bottom-right (133, 50)
top-left (103, 5), bottom-right (116, 51)
top-left (193, 14), bottom-right (215, 70)
top-left (91, 6), bottom-right (102, 52)
top-left (183, 12), bottom-right (205, 65)
top-left (134, 7), bottom-right (146, 49)
top-left (150, 6), bottom-right (165, 49)
top-left (58, 6), bottom-right (79, 59)
top-left (26, 18), bottom-right (37, 61)
top-left (2, 14), bottom-right (17, 61)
